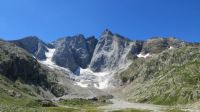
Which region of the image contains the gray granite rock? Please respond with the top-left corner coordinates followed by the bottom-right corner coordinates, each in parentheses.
top-left (52, 34), bottom-right (97, 72)
top-left (89, 29), bottom-right (133, 72)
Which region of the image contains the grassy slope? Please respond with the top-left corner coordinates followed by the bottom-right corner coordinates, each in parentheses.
top-left (0, 74), bottom-right (41, 112)
top-left (120, 46), bottom-right (200, 105)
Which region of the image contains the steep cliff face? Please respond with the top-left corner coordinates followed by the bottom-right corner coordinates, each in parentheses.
top-left (89, 29), bottom-right (134, 72)
top-left (10, 36), bottom-right (48, 60)
top-left (0, 40), bottom-right (45, 84)
top-left (86, 36), bottom-right (98, 60)
top-left (52, 34), bottom-right (97, 72)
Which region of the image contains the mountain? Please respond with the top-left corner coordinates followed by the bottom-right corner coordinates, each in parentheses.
top-left (1, 29), bottom-right (200, 111)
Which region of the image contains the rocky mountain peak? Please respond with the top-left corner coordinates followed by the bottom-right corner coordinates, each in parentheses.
top-left (102, 28), bottom-right (113, 36)
top-left (100, 29), bottom-right (129, 43)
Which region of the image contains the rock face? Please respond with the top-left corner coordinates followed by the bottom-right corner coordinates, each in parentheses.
top-left (141, 37), bottom-right (184, 54)
top-left (52, 34), bottom-right (97, 72)
top-left (89, 29), bottom-right (133, 72)
top-left (10, 36), bottom-right (48, 60)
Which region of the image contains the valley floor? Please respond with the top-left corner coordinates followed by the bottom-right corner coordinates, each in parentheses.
top-left (99, 98), bottom-right (200, 112)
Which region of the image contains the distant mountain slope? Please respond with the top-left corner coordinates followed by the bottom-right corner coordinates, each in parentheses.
top-left (10, 36), bottom-right (49, 60)
top-left (0, 40), bottom-right (69, 98)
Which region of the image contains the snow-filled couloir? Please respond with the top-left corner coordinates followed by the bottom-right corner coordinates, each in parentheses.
top-left (40, 47), bottom-right (55, 68)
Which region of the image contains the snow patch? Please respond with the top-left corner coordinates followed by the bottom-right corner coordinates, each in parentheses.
top-left (169, 46), bottom-right (174, 49)
top-left (137, 53), bottom-right (150, 58)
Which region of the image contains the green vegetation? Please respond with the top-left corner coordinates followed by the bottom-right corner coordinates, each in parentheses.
top-left (149, 61), bottom-right (200, 105)
top-left (60, 98), bottom-right (98, 107)
top-left (60, 98), bottom-right (108, 107)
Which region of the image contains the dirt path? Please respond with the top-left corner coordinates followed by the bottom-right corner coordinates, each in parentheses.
top-left (99, 98), bottom-right (168, 112)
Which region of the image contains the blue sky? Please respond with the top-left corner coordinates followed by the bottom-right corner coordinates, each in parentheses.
top-left (0, 0), bottom-right (200, 42)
